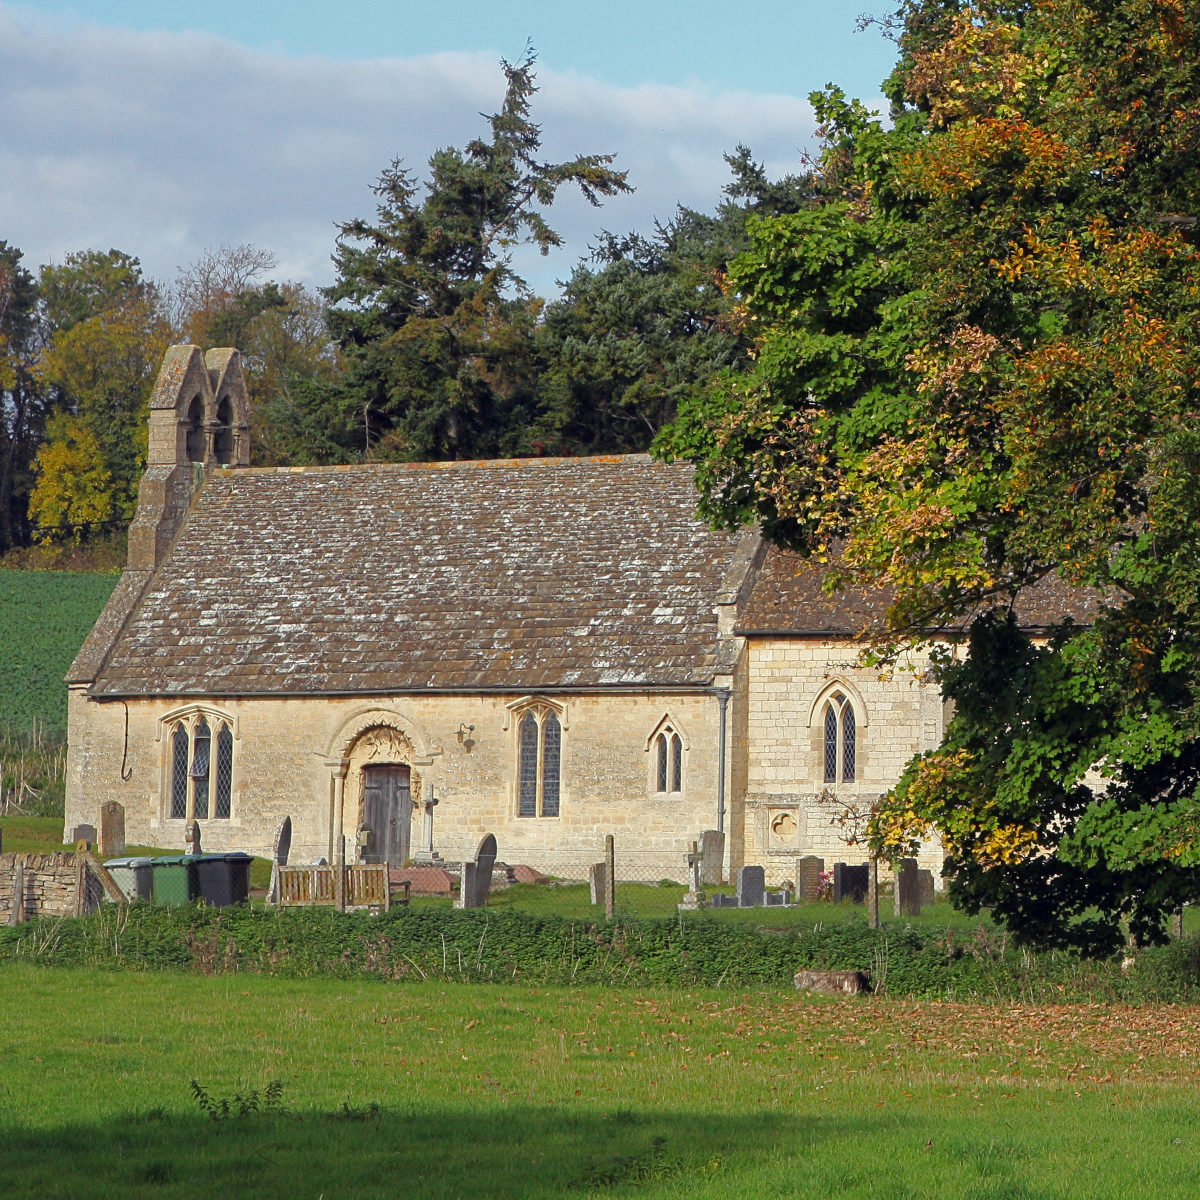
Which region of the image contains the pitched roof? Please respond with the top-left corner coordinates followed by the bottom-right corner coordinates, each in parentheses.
top-left (737, 545), bottom-right (1099, 636)
top-left (84, 455), bottom-right (746, 696)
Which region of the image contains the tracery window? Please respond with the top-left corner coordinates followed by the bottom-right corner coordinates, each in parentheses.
top-left (165, 710), bottom-right (234, 820)
top-left (517, 707), bottom-right (561, 817)
top-left (654, 727), bottom-right (683, 794)
top-left (822, 692), bottom-right (856, 785)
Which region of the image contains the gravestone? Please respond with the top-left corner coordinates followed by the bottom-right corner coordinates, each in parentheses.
top-left (415, 791), bottom-right (441, 863)
top-left (678, 840), bottom-right (705, 910)
top-left (795, 856), bottom-right (824, 903)
top-left (894, 857), bottom-right (920, 917)
top-left (69, 824), bottom-right (96, 849)
top-left (698, 829), bottom-right (725, 886)
top-left (458, 861), bottom-right (476, 908)
top-left (100, 802), bottom-right (125, 857)
top-left (267, 815), bottom-right (293, 905)
top-left (184, 821), bottom-right (201, 856)
top-left (589, 861), bottom-right (606, 906)
top-left (833, 862), bottom-right (869, 904)
top-left (457, 834), bottom-right (497, 908)
top-left (736, 864), bottom-right (765, 908)
top-left (917, 868), bottom-right (935, 910)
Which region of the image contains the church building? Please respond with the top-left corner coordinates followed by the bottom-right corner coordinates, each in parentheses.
top-left (65, 345), bottom-right (1035, 884)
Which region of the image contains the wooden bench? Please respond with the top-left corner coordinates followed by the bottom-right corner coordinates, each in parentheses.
top-left (277, 864), bottom-right (410, 911)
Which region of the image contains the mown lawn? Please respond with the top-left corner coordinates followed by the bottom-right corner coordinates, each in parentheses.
top-left (2, 965), bottom-right (1199, 1199)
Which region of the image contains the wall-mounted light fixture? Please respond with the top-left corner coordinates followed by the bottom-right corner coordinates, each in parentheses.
top-left (456, 723), bottom-right (476, 751)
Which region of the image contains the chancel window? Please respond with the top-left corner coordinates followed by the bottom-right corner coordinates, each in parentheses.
top-left (518, 707), bottom-right (561, 817)
top-left (654, 727), bottom-right (683, 794)
top-left (822, 692), bottom-right (856, 785)
top-left (165, 711), bottom-right (234, 820)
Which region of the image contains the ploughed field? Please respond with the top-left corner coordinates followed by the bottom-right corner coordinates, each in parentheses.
top-left (2, 965), bottom-right (1198, 1199)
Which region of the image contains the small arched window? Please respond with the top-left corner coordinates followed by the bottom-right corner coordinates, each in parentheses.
top-left (822, 692), bottom-right (856, 784)
top-left (213, 396), bottom-right (235, 464)
top-left (654, 728), bottom-right (683, 793)
top-left (191, 718), bottom-right (211, 819)
top-left (185, 395), bottom-right (206, 461)
top-left (518, 707), bottom-right (561, 817)
top-left (170, 726), bottom-right (189, 819)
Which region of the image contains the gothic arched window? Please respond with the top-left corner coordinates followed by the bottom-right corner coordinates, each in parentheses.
top-left (822, 692), bottom-right (856, 784)
top-left (518, 707), bottom-right (561, 817)
top-left (164, 710), bottom-right (235, 821)
top-left (654, 728), bottom-right (683, 793)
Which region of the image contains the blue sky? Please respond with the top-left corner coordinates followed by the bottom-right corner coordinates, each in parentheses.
top-left (1, 2), bottom-right (897, 294)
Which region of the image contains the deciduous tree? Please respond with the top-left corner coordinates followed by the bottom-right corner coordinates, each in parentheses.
top-left (660, 0), bottom-right (1200, 951)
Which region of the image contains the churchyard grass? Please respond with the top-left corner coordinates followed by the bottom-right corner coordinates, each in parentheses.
top-left (0, 815), bottom-right (274, 889)
top-left (2, 963), bottom-right (1198, 1199)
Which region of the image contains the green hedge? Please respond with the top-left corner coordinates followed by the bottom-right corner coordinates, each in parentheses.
top-left (5, 905), bottom-right (1200, 1001)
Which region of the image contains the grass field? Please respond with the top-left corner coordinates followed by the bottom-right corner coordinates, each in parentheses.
top-left (2, 965), bottom-right (1199, 1199)
top-left (0, 567), bottom-right (117, 732)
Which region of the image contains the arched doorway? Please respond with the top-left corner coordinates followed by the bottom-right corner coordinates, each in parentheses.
top-left (345, 725), bottom-right (420, 867)
top-left (361, 763), bottom-right (412, 865)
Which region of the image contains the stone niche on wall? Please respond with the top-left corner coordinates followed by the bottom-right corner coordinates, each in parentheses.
top-left (749, 793), bottom-right (819, 856)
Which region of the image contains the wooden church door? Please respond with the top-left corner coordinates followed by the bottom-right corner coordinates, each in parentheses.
top-left (361, 764), bottom-right (412, 866)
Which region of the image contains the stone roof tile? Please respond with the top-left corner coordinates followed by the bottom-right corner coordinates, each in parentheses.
top-left (738, 545), bottom-right (1099, 636)
top-left (89, 455), bottom-right (744, 696)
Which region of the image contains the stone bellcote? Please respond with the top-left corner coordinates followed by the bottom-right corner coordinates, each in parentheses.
top-left (145, 345), bottom-right (250, 469)
top-left (128, 345), bottom-right (250, 571)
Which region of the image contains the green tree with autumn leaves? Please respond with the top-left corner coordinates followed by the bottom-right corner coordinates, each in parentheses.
top-left (660, 0), bottom-right (1200, 952)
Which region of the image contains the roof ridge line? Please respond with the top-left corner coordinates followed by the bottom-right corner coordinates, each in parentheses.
top-left (223, 452), bottom-right (661, 476)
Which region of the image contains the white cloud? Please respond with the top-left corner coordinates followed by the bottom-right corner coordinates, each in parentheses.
top-left (0, 5), bottom-right (821, 295)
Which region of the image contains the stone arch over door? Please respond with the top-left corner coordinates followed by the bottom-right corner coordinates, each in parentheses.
top-left (323, 707), bottom-right (442, 864)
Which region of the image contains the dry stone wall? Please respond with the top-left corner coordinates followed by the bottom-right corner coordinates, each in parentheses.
top-left (0, 852), bottom-right (105, 920)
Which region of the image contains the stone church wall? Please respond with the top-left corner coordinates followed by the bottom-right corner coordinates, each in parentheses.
top-left (66, 687), bottom-right (729, 881)
top-left (738, 637), bottom-right (947, 886)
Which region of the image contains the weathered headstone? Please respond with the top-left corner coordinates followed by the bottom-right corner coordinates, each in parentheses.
top-left (100, 801), bottom-right (125, 857)
top-left (267, 815), bottom-right (293, 905)
top-left (917, 868), bottom-right (935, 911)
top-left (833, 862), bottom-right (869, 904)
top-left (184, 821), bottom-right (201, 856)
top-left (473, 833), bottom-right (497, 906)
top-left (457, 860), bottom-right (477, 908)
top-left (894, 857), bottom-right (919, 917)
top-left (795, 855), bottom-right (824, 903)
top-left (679, 840), bottom-right (705, 910)
top-left (698, 829), bottom-right (725, 886)
top-left (589, 861), bottom-right (606, 906)
top-left (736, 864), bottom-right (765, 908)
top-left (604, 833), bottom-right (616, 919)
top-left (457, 833), bottom-right (497, 908)
top-left (69, 824), bottom-right (96, 849)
